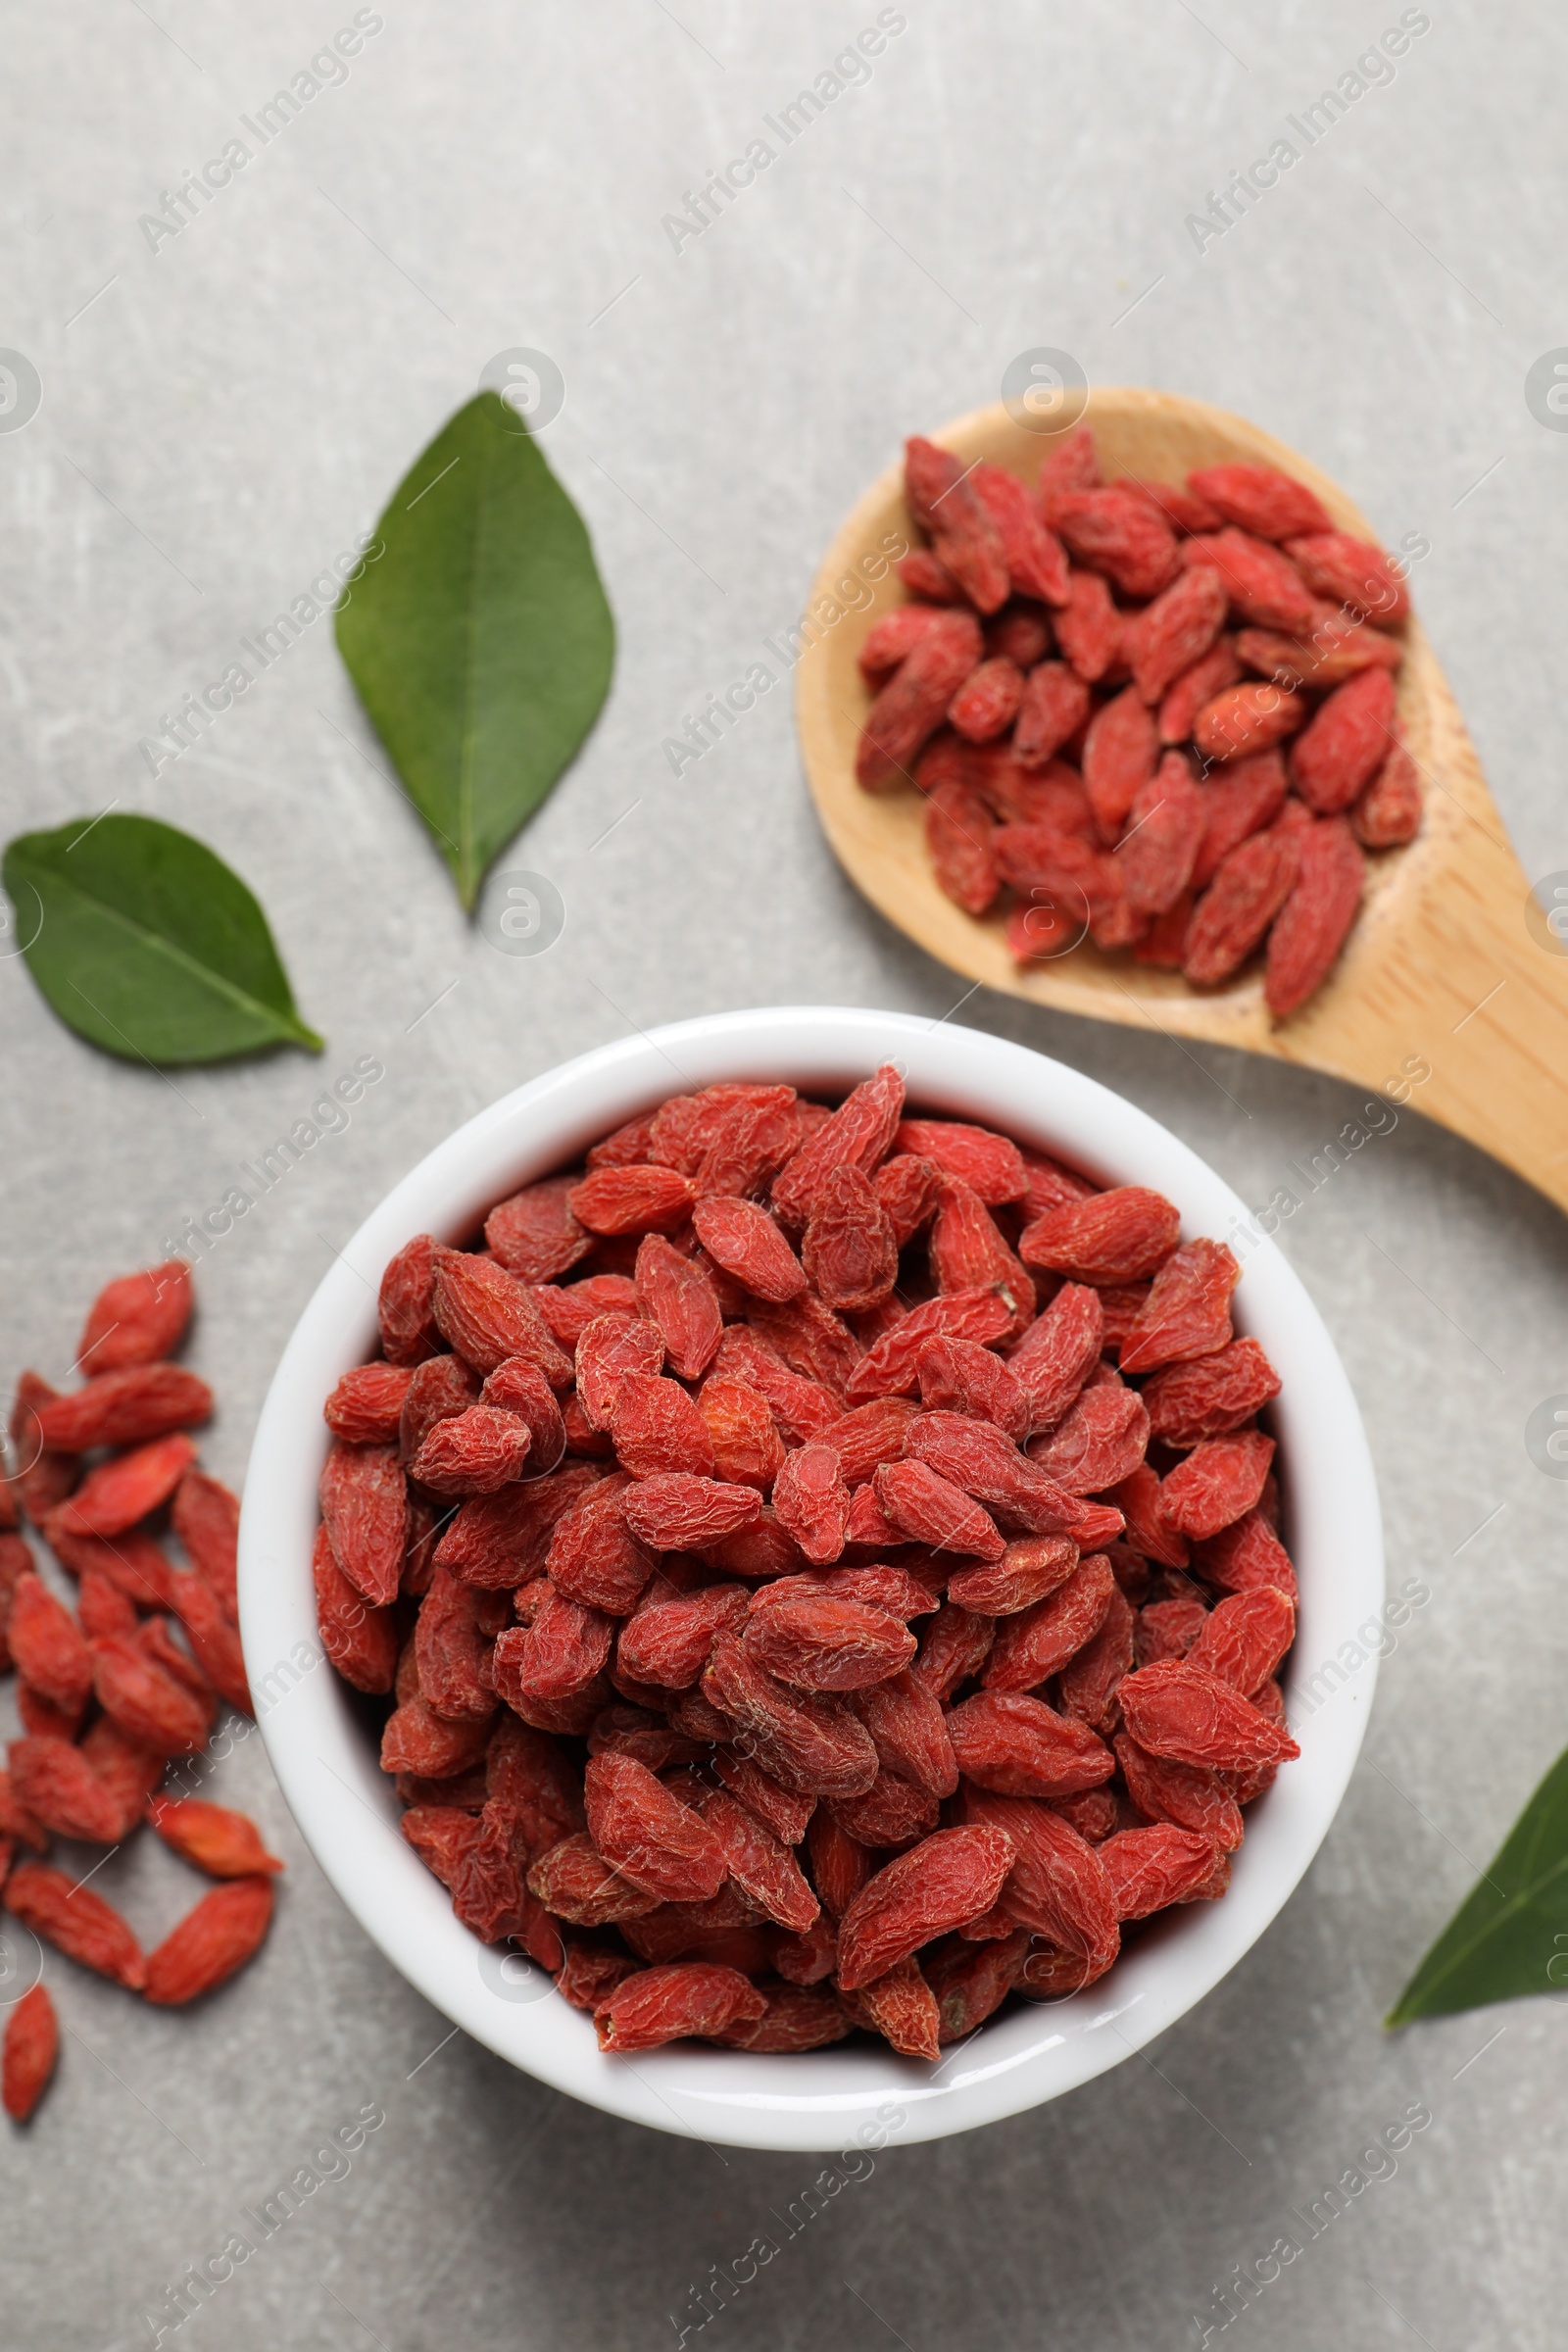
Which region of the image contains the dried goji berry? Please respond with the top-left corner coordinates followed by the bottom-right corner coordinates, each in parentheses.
top-left (873, 1459), bottom-right (1004, 1558)
top-left (845, 1290), bottom-right (1012, 1403)
top-left (836, 1825), bottom-right (1014, 1990)
top-left (1099, 1823), bottom-right (1221, 1918)
top-left (1104, 1463), bottom-right (1189, 1567)
top-left (150, 1796), bottom-right (283, 1878)
top-left (983, 1553), bottom-right (1116, 1690)
top-left (318, 1442), bottom-right (407, 1609)
top-left (1019, 1187), bottom-right (1178, 1286)
top-left (1142, 1338), bottom-right (1282, 1448)
top-left (530, 1274), bottom-right (641, 1349)
top-left (1182, 818), bottom-right (1301, 987)
top-left (90, 1634), bottom-right (210, 1756)
top-left (51, 1433), bottom-right (196, 1541)
top-left (1053, 486), bottom-right (1180, 600)
top-left (904, 438), bottom-right (1010, 612)
top-left (838, 1952), bottom-right (941, 2057)
top-left (381, 1685), bottom-right (496, 1776)
top-left (950, 656), bottom-right (1025, 745)
top-left (1117, 1659), bottom-right (1298, 1771)
top-left (622, 1475), bottom-right (760, 1552)
top-left (1193, 680), bottom-right (1304, 762)
top-left (484, 1173), bottom-right (593, 1283)
top-left (594, 1959), bottom-right (766, 2051)
top-left (1187, 465), bottom-right (1332, 543)
top-left (168, 1571), bottom-right (252, 1715)
top-left (1352, 735), bottom-right (1421, 849)
top-left (7, 1574), bottom-right (92, 1716)
top-left (1191, 749), bottom-right (1288, 889)
top-left (947, 1534), bottom-right (1077, 1615)
top-left (76, 1260), bottom-right (192, 1374)
top-left (398, 1353), bottom-right (479, 1466)
top-left (575, 1312), bottom-right (665, 1431)
top-left (1119, 1240), bottom-right (1239, 1375)
top-left (860, 605), bottom-right (957, 676)
top-left (1113, 1732), bottom-right (1244, 1850)
top-left (715, 1982), bottom-right (853, 2050)
top-left (857, 610), bottom-right (987, 790)
top-left (1123, 564), bottom-right (1228, 704)
top-left (1193, 1508), bottom-right (1298, 1605)
top-left (435, 1463), bottom-right (604, 1590)
top-left (1186, 1587), bottom-right (1295, 1695)
top-left (1116, 752), bottom-right (1204, 919)
top-left (4, 1861), bottom-right (146, 1988)
top-left (960, 1787), bottom-right (1119, 1973)
top-left (582, 1752), bottom-right (726, 1904)
top-left (973, 460), bottom-right (1070, 604)
top-left (801, 1166), bottom-right (899, 1313)
top-left (1082, 685), bottom-right (1159, 843)
top-left (35, 1364), bottom-right (212, 1453)
top-left (412, 1403), bottom-right (532, 1495)
top-left (323, 1363), bottom-right (414, 1446)
top-left (2, 1982), bottom-right (58, 2121)
top-left (945, 1690), bottom-right (1112, 1798)
top-left (8, 1735), bottom-right (123, 1842)
top-left (1291, 665), bottom-right (1396, 815)
top-left (768, 1443), bottom-right (852, 1566)
top-left (79, 1718), bottom-right (163, 1838)
top-left (1055, 1584), bottom-right (1136, 1734)
top-left (1029, 1381), bottom-right (1150, 1494)
top-left (432, 1250), bottom-right (574, 1383)
top-left (1136, 1596), bottom-right (1209, 1667)
top-left (916, 1335), bottom-right (1028, 1445)
top-left (312, 1526), bottom-right (397, 1693)
top-left (693, 1379), bottom-right (781, 1493)
top-left (702, 1632), bottom-right (878, 1798)
top-left (1012, 658), bottom-right (1092, 766)
top-left (1183, 527), bottom-right (1317, 631)
top-left (565, 1163), bottom-right (697, 1238)
top-left (377, 1233), bottom-right (442, 1367)
top-left (1162, 1430), bottom-right (1275, 1540)
top-left (906, 1411), bottom-right (1103, 1542)
top-left (143, 1875), bottom-right (274, 2005)
top-left (928, 1180), bottom-right (1034, 1335)
top-left (691, 1197), bottom-right (806, 1304)
top-left (770, 1064), bottom-right (905, 1234)
top-left (1285, 528), bottom-right (1408, 622)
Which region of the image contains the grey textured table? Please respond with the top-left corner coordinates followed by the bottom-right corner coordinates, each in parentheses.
top-left (3, 4), bottom-right (1566, 2345)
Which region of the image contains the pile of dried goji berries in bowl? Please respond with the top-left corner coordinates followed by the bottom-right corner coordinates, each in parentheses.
top-left (241, 1006), bottom-right (1381, 2151)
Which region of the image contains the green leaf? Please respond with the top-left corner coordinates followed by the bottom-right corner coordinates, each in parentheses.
top-left (3, 814), bottom-right (324, 1064)
top-left (1387, 1744), bottom-right (1568, 2025)
top-left (334, 392), bottom-right (614, 908)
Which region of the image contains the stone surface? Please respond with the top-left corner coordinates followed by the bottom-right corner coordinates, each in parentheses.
top-left (2, 2), bottom-right (1565, 2345)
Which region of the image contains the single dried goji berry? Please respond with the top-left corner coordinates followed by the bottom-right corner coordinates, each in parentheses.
top-left (770, 1064), bottom-right (905, 1234)
top-left (1005, 1283), bottom-right (1102, 1435)
top-left (565, 1164), bottom-right (697, 1238)
top-left (744, 1590), bottom-right (914, 1693)
top-left (960, 1788), bottom-right (1119, 1973)
top-left (1182, 819), bottom-right (1301, 988)
top-left (713, 1982), bottom-right (853, 2050)
top-left (769, 1443), bottom-right (853, 1566)
top-left (583, 1753), bottom-right (726, 1903)
top-left (1029, 1381), bottom-right (1150, 1494)
top-left (1291, 666), bottom-right (1396, 814)
top-left (1123, 564), bottom-right (1229, 704)
top-left (1162, 1430), bottom-right (1275, 1540)
top-left (983, 1553), bottom-right (1116, 1690)
top-left (150, 1796), bottom-right (283, 1878)
top-left (622, 1474), bottom-right (760, 1552)
top-left (1116, 752), bottom-right (1204, 918)
top-left (479, 1358), bottom-right (566, 1478)
top-left (1352, 735), bottom-right (1421, 849)
top-left (1099, 1823), bottom-right (1221, 1917)
top-left (377, 1233), bottom-right (442, 1366)
top-left (432, 1250), bottom-right (574, 1383)
top-left (1191, 749), bottom-right (1288, 889)
top-left (711, 1750), bottom-right (815, 1845)
top-left (484, 1174), bottom-right (593, 1283)
top-left (1119, 1240), bottom-right (1239, 1375)
top-left (873, 1459), bottom-right (1004, 1558)
top-left (525, 1833), bottom-right (659, 1925)
top-left (398, 1353), bottom-right (480, 1467)
top-left (1019, 1188), bottom-right (1179, 1286)
top-left (928, 1180), bottom-right (1034, 1334)
top-left (1142, 1338), bottom-right (1282, 1448)
top-left (696, 1379), bottom-right (783, 1493)
top-left (1283, 528), bottom-right (1408, 623)
top-left (323, 1363), bottom-right (414, 1446)
top-left (51, 1433), bottom-right (196, 1541)
top-left (1193, 1508), bottom-right (1298, 1605)
top-left (698, 1788), bottom-right (818, 1930)
top-left (950, 656), bottom-right (1025, 745)
top-left (896, 546), bottom-right (963, 601)
top-left (1117, 1660), bottom-right (1298, 1771)
top-left (927, 1927), bottom-right (1032, 2038)
top-left (594, 1959), bottom-right (766, 2051)
top-left (143, 1875), bottom-right (274, 2005)
top-left (1193, 680), bottom-right (1304, 762)
top-left (845, 1289), bottom-right (1012, 1403)
top-left (312, 1526), bottom-right (397, 1693)
top-left (2, 1982), bottom-right (58, 2121)
top-left (916, 1335), bottom-right (1028, 1444)
top-left (35, 1364), bottom-right (212, 1453)
top-left (80, 1717), bottom-right (164, 1838)
top-left (1082, 684), bottom-right (1159, 843)
top-left (1186, 1587), bottom-right (1295, 1695)
top-left (381, 1686), bottom-right (496, 1776)
top-left (1187, 465), bottom-right (1332, 543)
top-left (1104, 1463), bottom-right (1189, 1566)
top-left (800, 1166), bottom-right (899, 1315)
top-left (1114, 1731), bottom-right (1243, 1849)
top-left (575, 1312), bottom-right (666, 1431)
top-left (4, 1861), bottom-right (146, 1988)
top-left (702, 1632), bottom-right (878, 1798)
top-left (1012, 657), bottom-right (1092, 766)
top-left (1183, 527), bottom-right (1317, 631)
top-left (318, 1442), bottom-right (407, 1609)
top-left (76, 1260), bottom-right (192, 1374)
top-left (168, 1571), bottom-right (252, 1714)
top-left (7, 1574), bottom-right (92, 1716)
top-left (947, 1534), bottom-right (1075, 1615)
top-left (973, 461), bottom-right (1070, 604)
top-left (838, 1953), bottom-right (941, 2057)
top-left (836, 1825), bottom-right (1014, 1990)
top-left (8, 1734), bottom-right (123, 1842)
top-left (859, 605), bottom-right (958, 676)
top-left (1053, 486), bottom-right (1180, 600)
top-left (945, 1690), bottom-right (1112, 1798)
top-left (690, 1197), bottom-right (806, 1304)
top-left (857, 611), bottom-right (988, 790)
top-left (90, 1634), bottom-right (210, 1755)
top-left (904, 437), bottom-right (1010, 612)
top-left (412, 1403), bottom-right (532, 1495)
top-left (1122, 475), bottom-right (1224, 534)
top-left (606, 1374), bottom-right (715, 1483)
top-left (1055, 1584), bottom-right (1136, 1734)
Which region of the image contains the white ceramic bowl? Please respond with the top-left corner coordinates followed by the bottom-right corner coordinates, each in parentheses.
top-left (239, 1006), bottom-right (1382, 2152)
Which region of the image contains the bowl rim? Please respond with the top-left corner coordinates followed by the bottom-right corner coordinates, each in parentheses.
top-left (238, 1004), bottom-right (1383, 2152)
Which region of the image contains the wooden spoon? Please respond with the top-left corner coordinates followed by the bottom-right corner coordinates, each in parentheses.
top-left (797, 387), bottom-right (1568, 1213)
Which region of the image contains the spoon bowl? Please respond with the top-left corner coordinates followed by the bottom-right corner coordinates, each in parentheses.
top-left (797, 388), bottom-right (1568, 1213)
